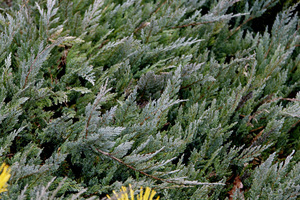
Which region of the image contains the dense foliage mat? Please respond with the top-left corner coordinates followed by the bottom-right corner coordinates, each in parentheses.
top-left (0, 0), bottom-right (299, 199)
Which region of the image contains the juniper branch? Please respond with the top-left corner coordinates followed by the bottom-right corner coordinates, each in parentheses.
top-left (93, 146), bottom-right (225, 186)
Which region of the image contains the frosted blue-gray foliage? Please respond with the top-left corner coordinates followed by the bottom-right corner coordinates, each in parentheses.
top-left (249, 150), bottom-right (300, 200)
top-left (0, 0), bottom-right (299, 199)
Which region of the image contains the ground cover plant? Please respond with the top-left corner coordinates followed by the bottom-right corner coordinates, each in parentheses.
top-left (0, 0), bottom-right (299, 199)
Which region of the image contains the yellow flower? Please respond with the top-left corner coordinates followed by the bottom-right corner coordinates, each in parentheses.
top-left (107, 184), bottom-right (160, 200)
top-left (0, 163), bottom-right (11, 194)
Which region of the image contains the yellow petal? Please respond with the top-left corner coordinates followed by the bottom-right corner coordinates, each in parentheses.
top-left (129, 184), bottom-right (134, 200)
top-left (149, 190), bottom-right (156, 200)
top-left (144, 187), bottom-right (151, 200)
top-left (139, 187), bottom-right (143, 200)
top-left (0, 163), bottom-right (11, 194)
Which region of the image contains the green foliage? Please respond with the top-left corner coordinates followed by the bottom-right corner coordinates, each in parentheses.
top-left (0, 0), bottom-right (299, 199)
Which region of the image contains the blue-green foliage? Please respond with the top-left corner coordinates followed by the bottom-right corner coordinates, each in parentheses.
top-left (0, 0), bottom-right (299, 199)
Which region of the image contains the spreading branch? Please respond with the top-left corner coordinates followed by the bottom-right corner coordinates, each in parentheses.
top-left (93, 146), bottom-right (225, 186)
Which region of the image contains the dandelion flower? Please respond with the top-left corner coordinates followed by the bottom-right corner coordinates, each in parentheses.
top-left (107, 184), bottom-right (159, 200)
top-left (0, 163), bottom-right (11, 194)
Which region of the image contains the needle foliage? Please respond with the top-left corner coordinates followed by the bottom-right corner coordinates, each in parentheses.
top-left (0, 0), bottom-right (299, 199)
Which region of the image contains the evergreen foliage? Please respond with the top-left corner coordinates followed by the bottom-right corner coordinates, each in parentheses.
top-left (0, 0), bottom-right (299, 199)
